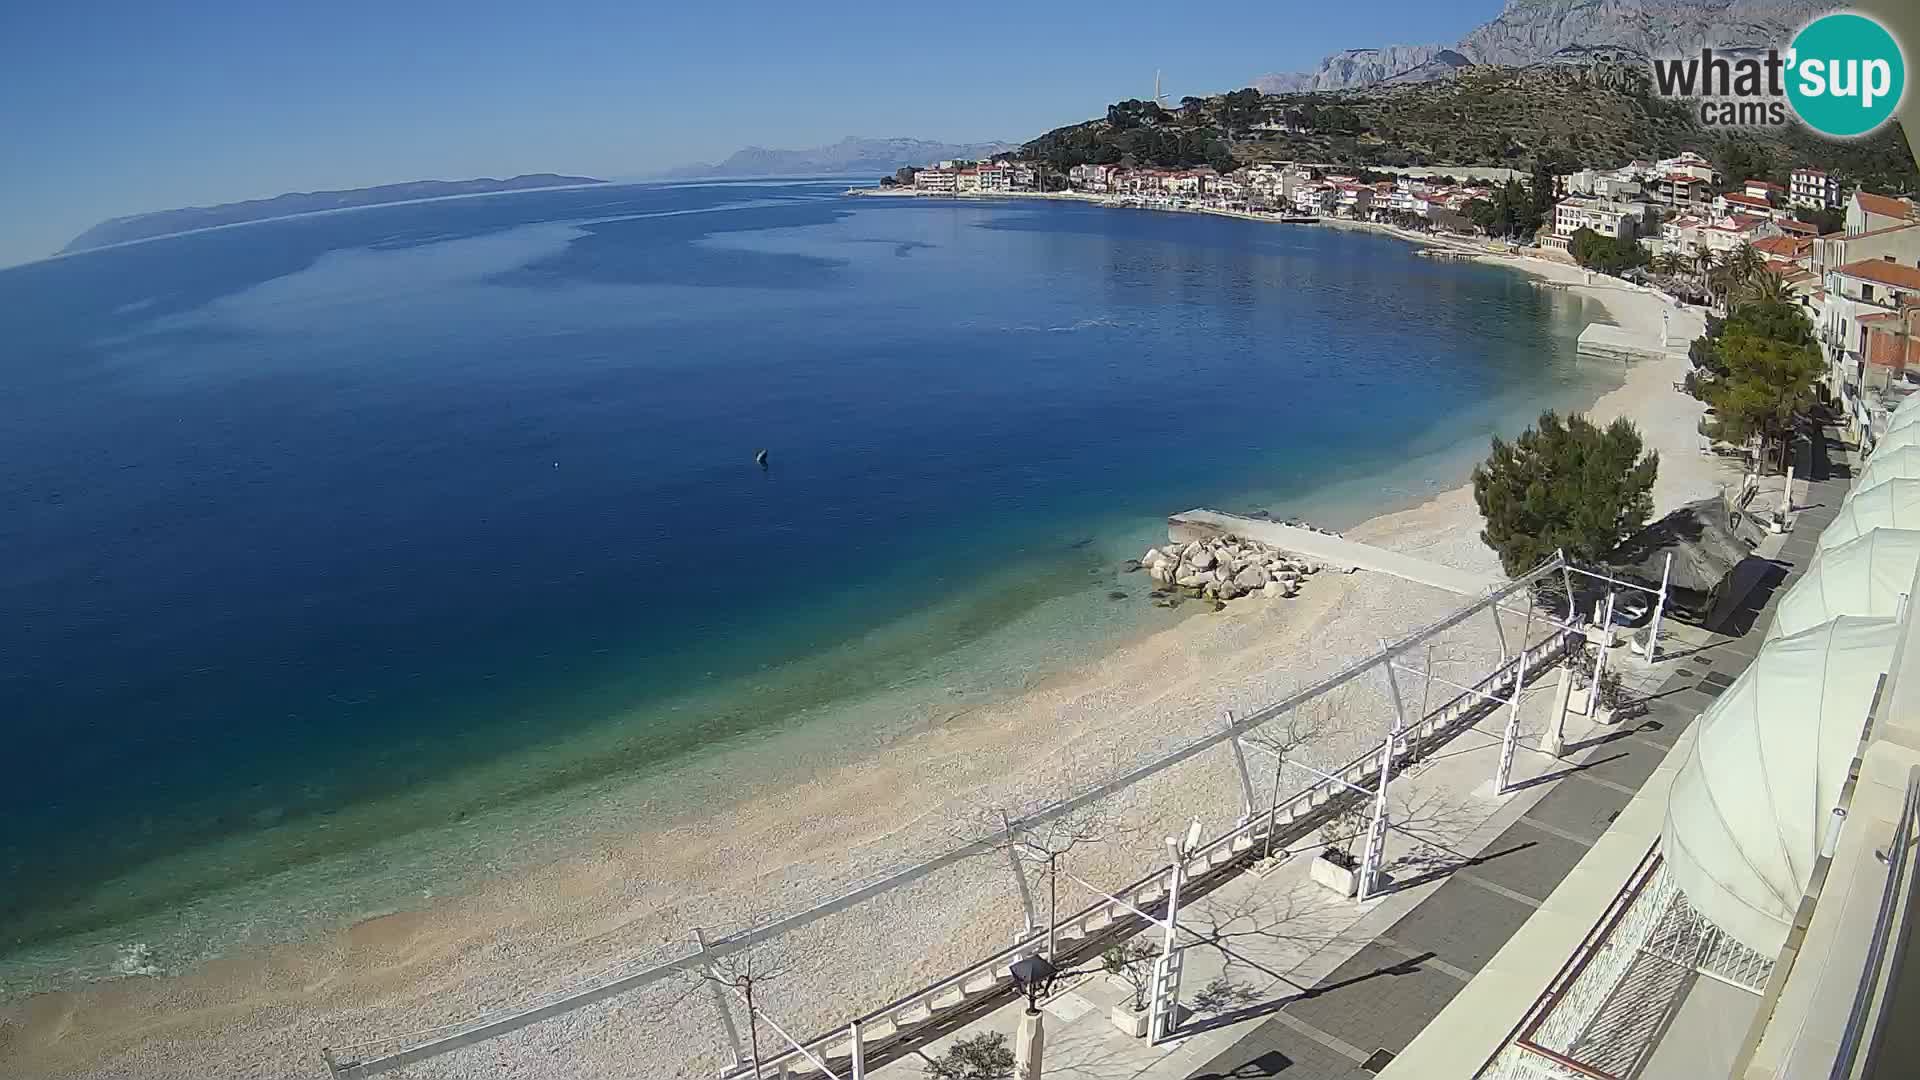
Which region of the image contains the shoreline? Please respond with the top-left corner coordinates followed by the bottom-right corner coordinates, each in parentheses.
top-left (0, 206), bottom-right (1719, 1080)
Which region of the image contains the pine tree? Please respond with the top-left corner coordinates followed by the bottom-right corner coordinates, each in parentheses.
top-left (1472, 412), bottom-right (1660, 576)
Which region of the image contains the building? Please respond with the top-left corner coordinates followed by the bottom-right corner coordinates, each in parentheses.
top-left (1847, 190), bottom-right (1920, 235)
top-left (1823, 258), bottom-right (1920, 419)
top-left (1544, 196), bottom-right (1648, 252)
top-left (912, 168), bottom-right (957, 194)
top-left (975, 164), bottom-right (1011, 193)
top-left (1792, 167), bottom-right (1844, 209)
top-left (1068, 164), bottom-right (1117, 193)
top-left (1663, 210), bottom-right (1782, 257)
top-left (1333, 183), bottom-right (1373, 217)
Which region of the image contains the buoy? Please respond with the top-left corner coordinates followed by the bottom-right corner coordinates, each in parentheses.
top-left (754, 449), bottom-right (769, 468)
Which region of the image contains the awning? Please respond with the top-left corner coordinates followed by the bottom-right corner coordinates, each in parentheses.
top-left (1663, 616), bottom-right (1901, 955)
top-left (1766, 529), bottom-right (1920, 640)
top-left (1853, 445), bottom-right (1920, 497)
top-left (1817, 479), bottom-right (1920, 553)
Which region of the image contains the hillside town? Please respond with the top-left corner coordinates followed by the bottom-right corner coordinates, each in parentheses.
top-left (887, 150), bottom-right (1920, 458)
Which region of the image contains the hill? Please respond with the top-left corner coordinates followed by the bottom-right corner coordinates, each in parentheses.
top-left (657, 137), bottom-right (1017, 180)
top-left (1022, 64), bottom-right (1919, 193)
top-left (1251, 0), bottom-right (1835, 92)
top-left (63, 174), bottom-right (605, 253)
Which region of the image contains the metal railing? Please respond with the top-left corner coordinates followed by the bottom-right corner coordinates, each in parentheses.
top-left (713, 626), bottom-right (1579, 1080)
top-left (322, 558), bottom-right (1574, 1078)
top-left (1834, 765), bottom-right (1920, 1080)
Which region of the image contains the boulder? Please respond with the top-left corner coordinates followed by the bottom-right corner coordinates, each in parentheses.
top-left (1176, 572), bottom-right (1211, 589)
top-left (1262, 581), bottom-right (1286, 599)
top-left (1150, 562), bottom-right (1173, 584)
top-left (1217, 579), bottom-right (1246, 600)
top-left (1235, 565), bottom-right (1270, 589)
top-left (1188, 549), bottom-right (1216, 572)
top-left (1142, 547), bottom-right (1164, 566)
top-left (1181, 541), bottom-right (1204, 559)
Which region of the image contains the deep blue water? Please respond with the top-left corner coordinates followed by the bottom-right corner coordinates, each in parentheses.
top-left (0, 181), bottom-right (1616, 978)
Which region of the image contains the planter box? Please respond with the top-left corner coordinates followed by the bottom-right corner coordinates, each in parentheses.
top-left (1568, 685), bottom-right (1593, 716)
top-left (1309, 854), bottom-right (1360, 897)
top-left (1110, 1003), bottom-right (1150, 1037)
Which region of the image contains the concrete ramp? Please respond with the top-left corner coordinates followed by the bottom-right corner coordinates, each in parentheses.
top-left (1577, 323), bottom-right (1686, 364)
top-left (1168, 509), bottom-right (1504, 597)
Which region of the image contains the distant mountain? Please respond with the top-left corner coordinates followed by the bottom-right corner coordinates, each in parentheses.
top-left (1252, 0), bottom-right (1836, 93)
top-left (63, 174), bottom-right (605, 253)
top-left (657, 137), bottom-right (1018, 180)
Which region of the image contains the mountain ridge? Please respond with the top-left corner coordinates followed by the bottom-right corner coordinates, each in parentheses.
top-left (63, 174), bottom-right (605, 253)
top-left (1253, 0), bottom-right (1837, 93)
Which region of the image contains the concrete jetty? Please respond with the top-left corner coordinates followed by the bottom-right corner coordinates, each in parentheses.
top-left (1167, 509), bottom-right (1504, 596)
top-left (1576, 322), bottom-right (1687, 364)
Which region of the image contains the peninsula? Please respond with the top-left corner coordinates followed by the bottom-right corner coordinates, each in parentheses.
top-left (60, 173), bottom-right (605, 253)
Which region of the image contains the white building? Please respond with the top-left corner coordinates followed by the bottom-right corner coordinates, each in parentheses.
top-left (1791, 167), bottom-right (1844, 210)
top-left (1545, 197), bottom-right (1649, 252)
top-left (913, 168), bottom-right (957, 194)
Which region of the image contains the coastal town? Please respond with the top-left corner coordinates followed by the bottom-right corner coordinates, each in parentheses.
top-left (879, 150), bottom-right (1920, 454)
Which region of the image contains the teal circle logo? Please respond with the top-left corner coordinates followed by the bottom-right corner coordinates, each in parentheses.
top-left (1786, 12), bottom-right (1906, 138)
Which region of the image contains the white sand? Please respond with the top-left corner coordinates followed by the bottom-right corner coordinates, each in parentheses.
top-left (0, 248), bottom-right (1727, 1080)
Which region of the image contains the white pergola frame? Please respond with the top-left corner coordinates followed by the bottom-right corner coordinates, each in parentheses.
top-left (319, 552), bottom-right (1635, 1080)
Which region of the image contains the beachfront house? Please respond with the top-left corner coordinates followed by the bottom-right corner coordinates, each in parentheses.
top-left (913, 168), bottom-right (958, 194)
top-left (1068, 164), bottom-right (1118, 193)
top-left (1333, 183), bottom-right (1373, 218)
top-left (1792, 167), bottom-right (1844, 210)
top-left (1847, 190), bottom-right (1920, 235)
top-left (1544, 196), bottom-right (1650, 253)
top-left (1662, 210), bottom-right (1780, 258)
top-left (1821, 258), bottom-right (1920, 427)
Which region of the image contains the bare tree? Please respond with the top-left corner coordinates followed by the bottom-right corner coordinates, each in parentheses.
top-left (1239, 691), bottom-right (1351, 861)
top-left (955, 795), bottom-right (1144, 959)
top-left (1101, 940), bottom-right (1160, 1012)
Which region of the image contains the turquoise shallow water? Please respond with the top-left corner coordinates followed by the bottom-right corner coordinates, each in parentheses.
top-left (0, 181), bottom-right (1621, 989)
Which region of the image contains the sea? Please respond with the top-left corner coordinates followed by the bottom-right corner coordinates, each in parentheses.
top-left (0, 180), bottom-right (1621, 993)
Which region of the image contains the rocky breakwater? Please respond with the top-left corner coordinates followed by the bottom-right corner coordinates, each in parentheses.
top-left (1134, 536), bottom-right (1327, 609)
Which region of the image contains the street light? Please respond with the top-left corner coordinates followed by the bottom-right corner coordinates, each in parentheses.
top-left (1008, 953), bottom-right (1058, 1013)
top-left (1008, 953), bottom-right (1058, 1080)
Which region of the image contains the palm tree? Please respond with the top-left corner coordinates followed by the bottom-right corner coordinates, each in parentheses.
top-left (1652, 250), bottom-right (1689, 278)
top-left (1691, 245), bottom-right (1719, 286)
top-left (1739, 267), bottom-right (1793, 306)
top-left (1723, 241), bottom-right (1764, 287)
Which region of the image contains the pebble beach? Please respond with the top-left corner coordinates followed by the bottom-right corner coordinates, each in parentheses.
top-left (0, 239), bottom-right (1724, 1080)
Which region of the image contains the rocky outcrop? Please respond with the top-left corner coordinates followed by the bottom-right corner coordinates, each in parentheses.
top-left (1250, 0), bottom-right (1834, 93)
top-left (1139, 535), bottom-right (1329, 609)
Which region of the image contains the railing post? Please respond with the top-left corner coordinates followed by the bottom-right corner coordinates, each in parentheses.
top-left (848, 1020), bottom-right (866, 1080)
top-left (1225, 710), bottom-right (1257, 823)
top-left (1001, 812), bottom-right (1038, 938)
top-left (1495, 605), bottom-right (1535, 795)
top-left (695, 928), bottom-right (747, 1070)
top-left (1646, 553), bottom-right (1673, 663)
top-left (1148, 836), bottom-right (1188, 1041)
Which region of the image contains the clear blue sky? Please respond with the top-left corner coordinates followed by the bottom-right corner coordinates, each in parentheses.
top-left (0, 0), bottom-right (1498, 266)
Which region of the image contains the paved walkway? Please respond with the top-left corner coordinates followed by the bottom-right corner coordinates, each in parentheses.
top-left (1182, 426), bottom-right (1853, 1079)
top-left (1169, 511), bottom-right (1504, 597)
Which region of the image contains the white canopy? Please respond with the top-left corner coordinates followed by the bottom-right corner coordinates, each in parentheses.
top-left (1664, 616), bottom-right (1900, 955)
top-left (1766, 529), bottom-right (1920, 640)
top-left (1890, 392), bottom-right (1920, 426)
top-left (1885, 405), bottom-right (1920, 438)
top-left (1870, 423), bottom-right (1920, 458)
top-left (1819, 479), bottom-right (1920, 554)
top-left (1848, 447), bottom-right (1920, 507)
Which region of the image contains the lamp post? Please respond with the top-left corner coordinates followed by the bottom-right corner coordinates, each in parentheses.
top-left (1009, 954), bottom-right (1058, 1080)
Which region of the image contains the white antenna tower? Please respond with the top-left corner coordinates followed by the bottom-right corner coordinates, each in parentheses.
top-left (1154, 69), bottom-right (1170, 107)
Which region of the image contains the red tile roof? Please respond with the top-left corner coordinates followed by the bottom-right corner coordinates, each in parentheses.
top-left (1857, 192), bottom-right (1918, 221)
top-left (1836, 259), bottom-right (1920, 291)
top-left (1778, 219), bottom-right (1819, 236)
top-left (1723, 193), bottom-right (1773, 211)
top-left (1754, 235), bottom-right (1811, 258)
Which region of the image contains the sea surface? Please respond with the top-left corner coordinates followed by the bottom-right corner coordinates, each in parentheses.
top-left (0, 181), bottom-right (1620, 991)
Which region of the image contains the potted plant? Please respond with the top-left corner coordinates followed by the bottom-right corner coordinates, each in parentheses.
top-left (1309, 801), bottom-right (1367, 897)
top-left (1102, 941), bottom-right (1159, 1037)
